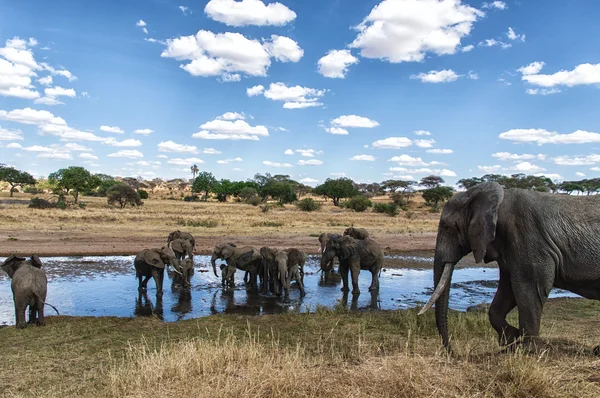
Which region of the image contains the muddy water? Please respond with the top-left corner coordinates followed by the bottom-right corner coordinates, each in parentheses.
top-left (0, 255), bottom-right (578, 325)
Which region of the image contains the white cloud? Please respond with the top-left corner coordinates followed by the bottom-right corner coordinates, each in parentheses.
top-left (324, 127), bottom-right (349, 135)
top-left (45, 86), bottom-right (76, 98)
top-left (100, 125), bottom-right (124, 134)
top-left (217, 157), bottom-right (243, 164)
top-left (411, 69), bottom-right (459, 83)
top-left (263, 160), bottom-right (292, 168)
top-left (202, 148), bottom-right (222, 154)
top-left (38, 151), bottom-right (72, 160)
top-left (158, 140), bottom-right (198, 153)
top-left (415, 139), bottom-right (436, 148)
top-left (34, 96), bottom-right (64, 106)
top-left (390, 166), bottom-right (455, 176)
top-left (349, 0), bottom-right (483, 63)
top-left (427, 149), bottom-right (453, 154)
top-left (40, 63), bottom-right (77, 81)
top-left (317, 49), bottom-right (359, 78)
top-left (478, 165), bottom-right (502, 173)
top-left (156, 155), bottom-right (168, 159)
top-left (295, 149), bottom-right (323, 157)
top-left (299, 178), bottom-right (319, 184)
top-left (331, 115), bottom-right (379, 128)
top-left (576, 172), bottom-right (586, 178)
top-left (179, 5), bottom-right (189, 15)
top-left (350, 155), bottom-right (375, 161)
top-left (104, 138), bottom-right (143, 147)
top-left (217, 112), bottom-right (245, 120)
top-left (38, 76), bottom-right (52, 86)
top-left (168, 157), bottom-right (205, 165)
top-left (461, 45), bottom-right (474, 53)
top-left (284, 149), bottom-right (294, 155)
top-left (389, 154), bottom-right (429, 166)
top-left (467, 71), bottom-right (479, 80)
top-left (526, 88), bottom-right (561, 95)
top-left (330, 172), bottom-right (346, 177)
top-left (414, 130), bottom-right (431, 136)
top-left (193, 116), bottom-right (269, 140)
top-left (204, 0), bottom-right (296, 27)
top-left (108, 150), bottom-right (144, 159)
top-left (263, 35), bottom-right (303, 62)
top-left (0, 37), bottom-right (40, 99)
top-left (507, 27), bottom-right (525, 42)
top-left (79, 153), bottom-right (98, 160)
top-left (251, 82), bottom-right (326, 109)
top-left (499, 129), bottom-right (600, 145)
top-left (536, 173), bottom-right (562, 180)
top-left (298, 159), bottom-right (323, 165)
top-left (0, 126), bottom-right (24, 140)
top-left (247, 85), bottom-right (264, 96)
top-left (136, 20), bottom-right (147, 27)
top-left (492, 152), bottom-right (546, 161)
top-left (479, 39), bottom-right (512, 49)
top-left (134, 128), bottom-right (154, 135)
top-left (482, 1), bottom-right (506, 10)
top-left (520, 62), bottom-right (600, 88)
top-left (372, 137), bottom-right (412, 149)
top-left (512, 162), bottom-right (545, 173)
top-left (553, 154), bottom-right (600, 166)
top-left (161, 30), bottom-right (302, 80)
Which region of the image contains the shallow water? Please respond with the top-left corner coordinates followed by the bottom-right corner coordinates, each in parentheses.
top-left (0, 255), bottom-right (578, 325)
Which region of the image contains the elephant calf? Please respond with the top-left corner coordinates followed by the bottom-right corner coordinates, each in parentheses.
top-left (172, 258), bottom-right (194, 288)
top-left (1, 255), bottom-right (54, 328)
top-left (318, 233), bottom-right (341, 272)
top-left (343, 227), bottom-right (370, 240)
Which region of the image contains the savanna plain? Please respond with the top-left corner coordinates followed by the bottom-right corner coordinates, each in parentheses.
top-left (1, 193), bottom-right (599, 397)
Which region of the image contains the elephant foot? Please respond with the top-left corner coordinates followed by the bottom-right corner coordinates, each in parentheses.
top-left (498, 326), bottom-right (522, 346)
top-left (36, 320), bottom-right (45, 327)
top-left (16, 322), bottom-right (27, 329)
top-left (283, 297), bottom-right (290, 304)
top-left (341, 287), bottom-right (350, 292)
top-left (156, 291), bottom-right (163, 297)
top-left (368, 286), bottom-right (378, 292)
top-left (352, 288), bottom-right (360, 295)
top-left (300, 290), bottom-right (306, 297)
top-left (138, 287), bottom-right (147, 292)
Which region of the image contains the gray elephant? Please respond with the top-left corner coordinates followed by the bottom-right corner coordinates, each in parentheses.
top-left (275, 248), bottom-right (306, 302)
top-left (170, 238), bottom-right (194, 261)
top-left (219, 263), bottom-right (236, 287)
top-left (418, 181), bottom-right (600, 352)
top-left (167, 230), bottom-right (195, 253)
top-left (260, 246), bottom-right (279, 293)
top-left (134, 245), bottom-right (188, 295)
top-left (321, 235), bottom-right (384, 295)
top-left (318, 233), bottom-right (341, 272)
top-left (211, 243), bottom-right (262, 288)
top-left (172, 258), bottom-right (194, 288)
top-left (343, 227), bottom-right (370, 240)
top-left (1, 255), bottom-right (58, 328)
top-left (287, 248), bottom-right (307, 284)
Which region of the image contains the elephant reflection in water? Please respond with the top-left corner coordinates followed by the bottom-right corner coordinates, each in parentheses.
top-left (318, 270), bottom-right (342, 288)
top-left (339, 291), bottom-right (380, 312)
top-left (171, 288), bottom-right (192, 321)
top-left (209, 290), bottom-right (295, 316)
top-left (134, 292), bottom-right (164, 320)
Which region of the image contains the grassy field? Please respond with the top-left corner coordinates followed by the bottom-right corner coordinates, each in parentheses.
top-left (1, 298), bottom-right (599, 397)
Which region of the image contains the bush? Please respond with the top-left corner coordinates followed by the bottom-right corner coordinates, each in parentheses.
top-left (247, 195), bottom-right (262, 206)
top-left (29, 197), bottom-right (56, 209)
top-left (260, 204), bottom-right (272, 213)
top-left (176, 218), bottom-right (219, 228)
top-left (239, 187), bottom-right (258, 201)
top-left (107, 183), bottom-right (143, 208)
top-left (183, 195), bottom-right (199, 202)
top-left (24, 187), bottom-right (42, 194)
top-left (372, 202), bottom-right (399, 217)
top-left (343, 195), bottom-right (372, 212)
top-left (137, 189), bottom-right (149, 199)
top-left (296, 198), bottom-right (321, 212)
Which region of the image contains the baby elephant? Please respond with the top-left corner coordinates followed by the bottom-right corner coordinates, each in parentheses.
top-left (343, 227), bottom-right (370, 240)
top-left (0, 255), bottom-right (57, 328)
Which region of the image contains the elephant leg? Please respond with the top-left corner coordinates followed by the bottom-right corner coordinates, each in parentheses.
top-left (36, 299), bottom-right (45, 326)
top-left (28, 305), bottom-right (36, 324)
top-left (489, 269), bottom-right (519, 346)
top-left (368, 268), bottom-right (380, 292)
top-left (243, 270), bottom-right (249, 284)
top-left (15, 299), bottom-right (27, 329)
top-left (141, 275), bottom-right (151, 291)
top-left (295, 270), bottom-right (305, 297)
top-left (152, 269), bottom-right (163, 296)
top-left (339, 264), bottom-right (350, 292)
top-left (350, 263), bottom-right (360, 295)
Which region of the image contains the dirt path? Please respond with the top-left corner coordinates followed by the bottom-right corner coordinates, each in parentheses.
top-left (0, 230), bottom-right (438, 257)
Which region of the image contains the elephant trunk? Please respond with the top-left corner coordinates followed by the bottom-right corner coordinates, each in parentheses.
top-left (211, 253), bottom-right (219, 278)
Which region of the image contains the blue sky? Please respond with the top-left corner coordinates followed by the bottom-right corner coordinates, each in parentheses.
top-left (1, 0), bottom-right (600, 187)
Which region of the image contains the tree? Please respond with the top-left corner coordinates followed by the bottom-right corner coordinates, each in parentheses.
top-left (263, 181), bottom-right (297, 204)
top-left (382, 179), bottom-right (415, 205)
top-left (314, 177), bottom-right (357, 206)
top-left (420, 175), bottom-right (444, 188)
top-left (107, 183), bottom-right (143, 208)
top-left (213, 179), bottom-right (237, 202)
top-left (192, 171), bottom-right (216, 201)
top-left (48, 166), bottom-right (97, 204)
top-left (239, 186), bottom-right (258, 201)
top-left (422, 186), bottom-right (455, 209)
top-left (0, 165), bottom-right (36, 197)
top-left (190, 164), bottom-right (199, 180)
top-left (457, 177), bottom-right (484, 190)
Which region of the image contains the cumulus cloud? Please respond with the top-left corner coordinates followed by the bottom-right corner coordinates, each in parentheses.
top-left (249, 82), bottom-right (327, 109)
top-left (317, 49), bottom-right (359, 78)
top-left (204, 0), bottom-right (296, 27)
top-left (263, 160), bottom-right (292, 168)
top-left (136, 20), bottom-right (148, 34)
top-left (202, 148), bottom-right (222, 154)
top-left (0, 126), bottom-right (24, 140)
top-left (552, 154), bottom-right (600, 166)
top-left (79, 153), bottom-right (98, 160)
top-left (284, 149), bottom-right (294, 155)
top-left (158, 140), bottom-right (198, 153)
top-left (192, 113), bottom-right (269, 140)
top-left (331, 115), bottom-right (379, 128)
top-left (415, 139), bottom-right (436, 148)
top-left (299, 178), bottom-right (318, 184)
top-left (461, 45), bottom-right (474, 52)
top-left (349, 0), bottom-right (483, 63)
top-left (477, 165), bottom-right (502, 173)
top-left (217, 111), bottom-right (245, 120)
top-left (389, 154), bottom-right (434, 166)
top-left (107, 150), bottom-right (144, 159)
top-left (478, 39), bottom-right (512, 49)
top-left (295, 149), bottom-right (323, 157)
top-left (246, 85), bottom-right (264, 96)
top-left (507, 27), bottom-right (525, 42)
top-left (511, 161), bottom-right (546, 173)
top-left (217, 157), bottom-right (243, 164)
top-left (411, 69), bottom-right (459, 83)
top-left (576, 172), bottom-right (586, 177)
top-left (134, 128), bottom-right (154, 135)
top-left (482, 1), bottom-right (506, 9)
top-left (499, 128), bottom-right (600, 145)
top-left (160, 30), bottom-right (302, 80)
top-left (390, 166), bottom-right (456, 176)
top-left (298, 159), bottom-right (323, 165)
top-left (427, 149), bottom-right (453, 154)
top-left (104, 138), bottom-right (142, 147)
top-left (492, 152), bottom-right (546, 161)
top-left (414, 130), bottom-right (432, 136)
top-left (519, 62), bottom-right (600, 89)
top-left (350, 155), bottom-right (375, 161)
top-left (168, 157), bottom-right (205, 165)
top-left (372, 137), bottom-right (412, 149)
top-left (179, 6), bottom-right (189, 15)
top-left (0, 37), bottom-right (41, 99)
top-left (100, 125), bottom-right (124, 134)
top-left (324, 127), bottom-right (349, 135)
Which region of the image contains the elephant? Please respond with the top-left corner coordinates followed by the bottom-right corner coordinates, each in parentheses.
top-left (170, 238), bottom-right (194, 261)
top-left (219, 263), bottom-right (236, 287)
top-left (287, 248), bottom-right (307, 284)
top-left (211, 243), bottom-right (263, 288)
top-left (134, 245), bottom-right (188, 295)
top-left (276, 248), bottom-right (306, 302)
top-left (172, 258), bottom-right (194, 287)
top-left (167, 230), bottom-right (196, 253)
top-left (1, 254), bottom-right (59, 328)
top-left (321, 235), bottom-right (384, 295)
top-left (260, 246), bottom-right (279, 293)
top-left (343, 227), bottom-right (370, 240)
top-left (318, 233), bottom-right (341, 272)
top-left (418, 181), bottom-right (600, 352)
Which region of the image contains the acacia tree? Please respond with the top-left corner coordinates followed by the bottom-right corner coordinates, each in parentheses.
top-left (48, 166), bottom-right (98, 204)
top-left (0, 165), bottom-right (36, 197)
top-left (314, 177), bottom-right (357, 206)
top-left (192, 171), bottom-right (216, 201)
top-left (107, 183), bottom-right (143, 208)
top-left (420, 175), bottom-right (444, 188)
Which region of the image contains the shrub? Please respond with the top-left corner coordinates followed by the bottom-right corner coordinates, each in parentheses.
top-left (29, 197), bottom-right (56, 209)
top-left (137, 189), bottom-right (149, 199)
top-left (296, 198), bottom-right (321, 212)
top-left (251, 221), bottom-right (284, 227)
top-left (78, 201), bottom-right (87, 209)
top-left (343, 195), bottom-right (372, 212)
top-left (24, 187), bottom-right (42, 194)
top-left (183, 195), bottom-right (199, 202)
top-left (372, 202), bottom-right (399, 217)
top-left (107, 183), bottom-right (143, 208)
top-left (176, 218), bottom-right (219, 228)
top-left (260, 204), bottom-right (272, 213)
top-left (239, 187), bottom-right (258, 201)
top-left (247, 195), bottom-right (262, 206)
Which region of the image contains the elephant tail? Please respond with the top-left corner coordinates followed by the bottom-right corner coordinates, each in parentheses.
top-left (34, 293), bottom-right (60, 315)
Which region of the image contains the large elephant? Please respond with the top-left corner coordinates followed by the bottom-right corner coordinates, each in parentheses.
top-left (167, 230), bottom-right (195, 253)
top-left (287, 248), bottom-right (307, 284)
top-left (418, 181), bottom-right (600, 352)
top-left (321, 235), bottom-right (384, 295)
top-left (211, 243), bottom-right (262, 288)
top-left (1, 254), bottom-right (58, 328)
top-left (170, 238), bottom-right (194, 261)
top-left (260, 246), bottom-right (279, 293)
top-left (343, 227), bottom-right (370, 240)
top-left (134, 245), bottom-right (188, 295)
top-left (276, 248), bottom-right (306, 302)
top-left (318, 233), bottom-right (341, 272)
top-left (172, 258), bottom-right (194, 287)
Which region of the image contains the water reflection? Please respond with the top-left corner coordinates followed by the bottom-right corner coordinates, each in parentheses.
top-left (0, 254), bottom-right (580, 326)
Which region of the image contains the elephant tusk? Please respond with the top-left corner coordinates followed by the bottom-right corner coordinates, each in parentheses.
top-left (418, 263), bottom-right (453, 316)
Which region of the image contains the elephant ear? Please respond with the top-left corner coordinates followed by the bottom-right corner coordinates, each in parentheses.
top-left (467, 182), bottom-right (504, 263)
top-left (143, 250), bottom-right (165, 268)
top-left (222, 245), bottom-right (235, 260)
top-left (339, 236), bottom-right (358, 261)
top-left (171, 239), bottom-right (184, 253)
top-left (30, 254), bottom-right (43, 269)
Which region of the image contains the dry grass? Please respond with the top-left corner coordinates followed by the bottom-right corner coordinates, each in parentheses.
top-left (1, 298), bottom-right (600, 397)
top-left (0, 193), bottom-right (439, 238)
